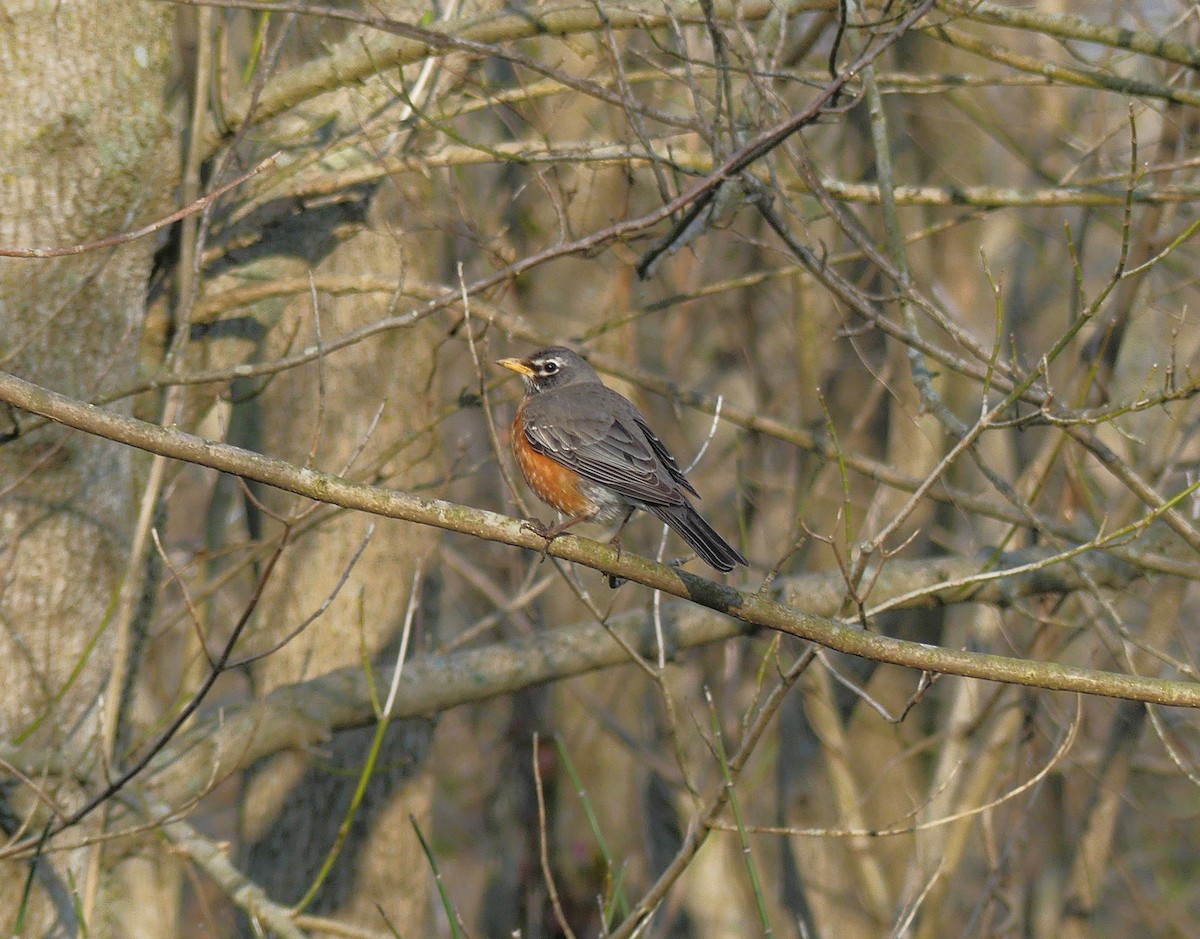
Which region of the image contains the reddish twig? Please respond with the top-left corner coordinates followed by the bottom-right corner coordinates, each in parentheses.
top-left (0, 154), bottom-right (279, 259)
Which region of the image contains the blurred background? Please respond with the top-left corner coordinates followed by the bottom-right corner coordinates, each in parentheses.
top-left (3, 0), bottom-right (1200, 936)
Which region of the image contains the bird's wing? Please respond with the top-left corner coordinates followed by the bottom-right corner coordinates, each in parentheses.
top-left (632, 415), bottom-right (700, 498)
top-left (522, 387), bottom-right (689, 506)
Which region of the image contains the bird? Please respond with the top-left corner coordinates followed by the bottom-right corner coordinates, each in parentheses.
top-left (496, 346), bottom-right (747, 572)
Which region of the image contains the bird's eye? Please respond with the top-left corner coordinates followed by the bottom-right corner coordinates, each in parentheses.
top-left (543, 360), bottom-right (559, 374)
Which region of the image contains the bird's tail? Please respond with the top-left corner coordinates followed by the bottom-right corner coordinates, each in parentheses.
top-left (650, 504), bottom-right (747, 572)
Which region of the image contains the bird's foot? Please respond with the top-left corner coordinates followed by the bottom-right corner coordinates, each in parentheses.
top-left (605, 534), bottom-right (627, 588)
top-left (520, 517), bottom-right (555, 539)
top-left (521, 518), bottom-right (559, 562)
top-left (604, 508), bottom-right (637, 587)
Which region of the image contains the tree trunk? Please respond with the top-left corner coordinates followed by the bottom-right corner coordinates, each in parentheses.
top-left (0, 2), bottom-right (173, 935)
top-left (234, 207), bottom-right (444, 932)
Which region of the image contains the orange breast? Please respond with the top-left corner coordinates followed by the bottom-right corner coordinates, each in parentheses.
top-left (512, 407), bottom-right (594, 516)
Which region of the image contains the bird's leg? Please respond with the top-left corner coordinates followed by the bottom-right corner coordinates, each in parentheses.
top-left (604, 507), bottom-right (637, 589)
top-left (606, 507), bottom-right (637, 561)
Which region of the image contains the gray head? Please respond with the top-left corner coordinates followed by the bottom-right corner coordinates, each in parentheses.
top-left (496, 346), bottom-right (600, 393)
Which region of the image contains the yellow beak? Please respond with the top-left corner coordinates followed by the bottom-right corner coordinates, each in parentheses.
top-left (496, 357), bottom-right (534, 377)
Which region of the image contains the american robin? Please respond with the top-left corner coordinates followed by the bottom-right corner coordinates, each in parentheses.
top-left (496, 346), bottom-right (747, 572)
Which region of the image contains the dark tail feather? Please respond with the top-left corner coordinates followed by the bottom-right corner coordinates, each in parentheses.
top-left (651, 504), bottom-right (747, 572)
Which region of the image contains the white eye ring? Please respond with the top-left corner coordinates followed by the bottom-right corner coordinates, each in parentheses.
top-left (543, 360), bottom-right (559, 374)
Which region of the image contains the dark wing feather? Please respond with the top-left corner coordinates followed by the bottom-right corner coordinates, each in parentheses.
top-left (522, 386), bottom-right (687, 506)
top-left (633, 415), bottom-right (700, 498)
